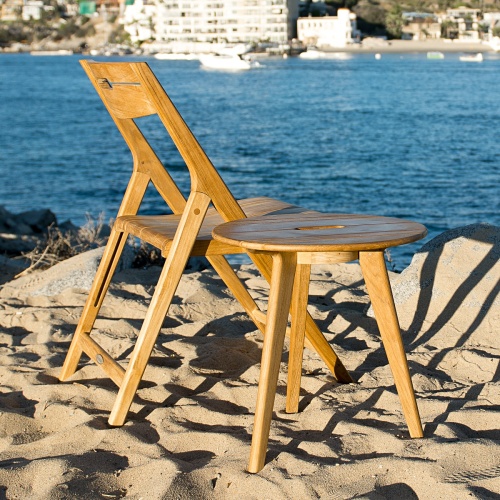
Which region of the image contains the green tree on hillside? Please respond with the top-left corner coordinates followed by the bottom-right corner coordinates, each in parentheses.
top-left (385, 4), bottom-right (403, 38)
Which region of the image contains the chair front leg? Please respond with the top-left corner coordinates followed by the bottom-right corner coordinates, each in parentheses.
top-left (108, 191), bottom-right (211, 426)
top-left (359, 251), bottom-right (423, 438)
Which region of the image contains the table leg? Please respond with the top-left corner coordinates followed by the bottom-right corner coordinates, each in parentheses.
top-left (286, 263), bottom-right (311, 413)
top-left (248, 252), bottom-right (297, 473)
top-left (359, 251), bottom-right (423, 438)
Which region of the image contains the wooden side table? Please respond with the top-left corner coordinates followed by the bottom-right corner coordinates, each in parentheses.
top-left (212, 212), bottom-right (427, 473)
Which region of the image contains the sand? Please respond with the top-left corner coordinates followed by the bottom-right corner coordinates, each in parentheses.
top-left (0, 223), bottom-right (498, 499)
top-left (326, 38), bottom-right (491, 54)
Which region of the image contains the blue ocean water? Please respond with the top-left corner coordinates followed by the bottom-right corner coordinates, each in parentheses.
top-left (0, 52), bottom-right (498, 268)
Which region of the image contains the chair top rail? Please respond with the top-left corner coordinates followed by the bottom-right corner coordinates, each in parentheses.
top-left (82, 61), bottom-right (157, 119)
top-left (81, 60), bottom-right (246, 222)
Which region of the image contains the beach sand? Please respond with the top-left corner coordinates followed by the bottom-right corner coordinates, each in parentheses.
top-left (326, 38), bottom-right (491, 54)
top-left (0, 223), bottom-right (498, 499)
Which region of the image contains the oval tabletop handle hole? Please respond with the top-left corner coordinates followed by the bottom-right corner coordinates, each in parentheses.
top-left (296, 225), bottom-right (345, 231)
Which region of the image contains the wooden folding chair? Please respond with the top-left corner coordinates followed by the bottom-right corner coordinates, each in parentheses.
top-left (59, 61), bottom-right (352, 426)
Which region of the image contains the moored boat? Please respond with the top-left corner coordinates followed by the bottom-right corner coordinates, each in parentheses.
top-left (459, 52), bottom-right (483, 62)
top-left (199, 53), bottom-right (253, 70)
top-left (427, 51), bottom-right (444, 59)
top-left (299, 47), bottom-right (326, 59)
top-left (30, 49), bottom-right (73, 56)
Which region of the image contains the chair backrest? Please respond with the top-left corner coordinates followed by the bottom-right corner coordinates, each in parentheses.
top-left (81, 60), bottom-right (246, 222)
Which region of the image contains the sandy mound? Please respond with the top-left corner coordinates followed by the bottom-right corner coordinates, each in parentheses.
top-left (0, 225), bottom-right (498, 499)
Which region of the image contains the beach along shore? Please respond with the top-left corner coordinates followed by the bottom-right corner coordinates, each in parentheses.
top-left (325, 39), bottom-right (491, 53)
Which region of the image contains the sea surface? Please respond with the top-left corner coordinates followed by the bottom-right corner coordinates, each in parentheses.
top-left (0, 52), bottom-right (499, 269)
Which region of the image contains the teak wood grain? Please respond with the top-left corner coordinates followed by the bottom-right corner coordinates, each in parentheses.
top-left (59, 61), bottom-right (352, 436)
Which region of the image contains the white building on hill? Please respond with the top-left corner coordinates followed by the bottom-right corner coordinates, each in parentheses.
top-left (122, 0), bottom-right (156, 43)
top-left (444, 7), bottom-right (481, 41)
top-left (22, 0), bottom-right (44, 20)
top-left (297, 8), bottom-right (358, 48)
top-left (123, 0), bottom-right (298, 47)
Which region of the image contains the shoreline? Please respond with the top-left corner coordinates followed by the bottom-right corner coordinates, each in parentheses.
top-left (325, 39), bottom-right (492, 54)
top-left (1, 39), bottom-right (494, 56)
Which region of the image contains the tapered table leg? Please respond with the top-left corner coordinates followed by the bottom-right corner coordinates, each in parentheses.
top-left (359, 251), bottom-right (423, 438)
top-left (248, 252), bottom-right (297, 473)
top-left (286, 263), bottom-right (311, 413)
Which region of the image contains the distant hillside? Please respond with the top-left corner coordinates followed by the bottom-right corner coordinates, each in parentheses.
top-left (326, 0), bottom-right (500, 37)
top-left (0, 16), bottom-right (128, 51)
top-left (2, 0), bottom-right (500, 49)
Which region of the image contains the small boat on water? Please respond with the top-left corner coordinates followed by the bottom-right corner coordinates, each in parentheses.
top-left (459, 52), bottom-right (483, 62)
top-left (154, 52), bottom-right (199, 60)
top-left (299, 47), bottom-right (326, 59)
top-left (30, 49), bottom-right (73, 56)
top-left (199, 53), bottom-right (255, 70)
top-left (299, 48), bottom-right (352, 60)
top-left (427, 51), bottom-right (444, 59)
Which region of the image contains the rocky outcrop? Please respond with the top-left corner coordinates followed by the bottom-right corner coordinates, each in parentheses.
top-left (0, 207), bottom-right (58, 256)
top-left (387, 223), bottom-right (499, 345)
top-left (0, 206), bottom-right (108, 286)
top-left (0, 245), bottom-right (134, 298)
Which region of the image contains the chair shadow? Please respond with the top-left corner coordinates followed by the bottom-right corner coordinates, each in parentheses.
top-left (266, 386), bottom-right (425, 467)
top-left (407, 245), bottom-right (499, 351)
top-left (132, 312), bottom-right (262, 422)
top-left (345, 225), bottom-right (498, 381)
top-left (0, 390), bottom-right (37, 418)
top-left (363, 483), bottom-right (419, 500)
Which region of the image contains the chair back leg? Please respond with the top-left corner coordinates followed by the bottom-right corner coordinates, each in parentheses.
top-left (59, 228), bottom-right (129, 384)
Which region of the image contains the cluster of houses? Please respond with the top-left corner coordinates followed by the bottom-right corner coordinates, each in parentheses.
top-left (402, 8), bottom-right (500, 43)
top-left (1, 0), bottom-right (79, 21)
top-left (2, 0), bottom-right (500, 51)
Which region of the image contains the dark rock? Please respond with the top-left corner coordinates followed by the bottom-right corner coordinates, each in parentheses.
top-left (0, 255), bottom-right (30, 286)
top-left (17, 209), bottom-right (57, 234)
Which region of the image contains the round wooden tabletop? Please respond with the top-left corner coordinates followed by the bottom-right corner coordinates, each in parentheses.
top-left (212, 213), bottom-right (427, 253)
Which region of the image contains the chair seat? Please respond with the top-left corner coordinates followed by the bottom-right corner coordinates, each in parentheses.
top-left (115, 197), bottom-right (318, 256)
top-left (212, 213), bottom-right (428, 253)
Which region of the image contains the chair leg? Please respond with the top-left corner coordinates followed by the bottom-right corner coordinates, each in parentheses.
top-left (251, 253), bottom-right (353, 384)
top-left (359, 251), bottom-right (423, 438)
top-left (248, 252), bottom-right (297, 473)
top-left (108, 191), bottom-right (211, 426)
top-left (59, 228), bottom-right (128, 381)
top-left (286, 263), bottom-right (311, 413)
